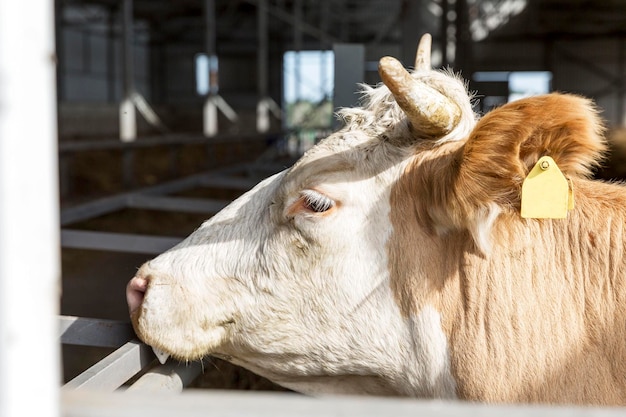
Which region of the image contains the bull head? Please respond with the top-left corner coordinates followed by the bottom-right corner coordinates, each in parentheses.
top-left (126, 34), bottom-right (477, 397)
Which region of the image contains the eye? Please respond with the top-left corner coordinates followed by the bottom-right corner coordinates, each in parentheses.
top-left (301, 190), bottom-right (335, 213)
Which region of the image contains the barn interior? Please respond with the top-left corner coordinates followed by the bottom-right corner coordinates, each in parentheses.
top-left (5, 0), bottom-right (626, 413)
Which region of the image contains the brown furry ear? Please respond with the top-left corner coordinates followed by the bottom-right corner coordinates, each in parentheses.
top-left (413, 93), bottom-right (606, 253)
top-left (456, 93), bottom-right (606, 211)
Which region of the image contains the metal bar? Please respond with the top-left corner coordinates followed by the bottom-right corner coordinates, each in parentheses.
top-left (293, 0), bottom-right (302, 98)
top-left (126, 195), bottom-right (230, 214)
top-left (125, 361), bottom-right (203, 393)
top-left (454, 0), bottom-right (472, 74)
top-left (200, 175), bottom-right (261, 191)
top-left (107, 4), bottom-right (117, 103)
top-left (213, 95), bottom-right (238, 122)
top-left (133, 166), bottom-right (246, 195)
top-left (58, 133), bottom-right (273, 153)
top-left (59, 316), bottom-right (135, 348)
top-left (203, 94), bottom-right (219, 137)
top-left (122, 148), bottom-right (135, 189)
top-left (0, 0), bottom-right (60, 415)
top-left (61, 230), bottom-right (182, 254)
top-left (61, 194), bottom-right (129, 226)
top-left (62, 390), bottom-right (626, 417)
top-left (257, 0), bottom-right (270, 133)
top-left (319, 0), bottom-right (330, 98)
top-left (63, 340), bottom-right (154, 392)
top-left (121, 0), bottom-right (134, 99)
top-left (120, 0), bottom-right (136, 141)
top-left (205, 0), bottom-right (216, 57)
top-left (131, 92), bottom-right (169, 132)
top-left (245, 0), bottom-right (338, 46)
top-left (203, 0), bottom-right (221, 137)
top-left (61, 162), bottom-right (266, 227)
top-left (60, 169), bottom-right (234, 226)
top-left (441, 0), bottom-right (449, 67)
top-left (245, 161), bottom-right (290, 176)
top-left (202, 0), bottom-right (216, 136)
top-left (338, 0), bottom-right (349, 41)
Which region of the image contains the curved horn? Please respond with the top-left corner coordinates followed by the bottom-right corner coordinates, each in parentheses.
top-left (414, 33), bottom-right (432, 71)
top-left (378, 56), bottom-right (461, 136)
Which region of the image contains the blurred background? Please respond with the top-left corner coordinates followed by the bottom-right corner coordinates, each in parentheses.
top-left (56, 0), bottom-right (626, 135)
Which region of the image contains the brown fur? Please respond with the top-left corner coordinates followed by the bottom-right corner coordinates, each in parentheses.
top-left (388, 94), bottom-right (626, 404)
top-left (411, 94), bottom-right (606, 235)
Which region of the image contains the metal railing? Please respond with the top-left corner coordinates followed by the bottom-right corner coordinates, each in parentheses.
top-left (60, 156), bottom-right (291, 393)
top-left (60, 316), bottom-right (202, 392)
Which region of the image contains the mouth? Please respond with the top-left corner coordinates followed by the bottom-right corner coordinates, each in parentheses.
top-left (135, 319), bottom-right (233, 365)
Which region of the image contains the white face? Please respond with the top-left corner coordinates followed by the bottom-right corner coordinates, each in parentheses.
top-left (129, 132), bottom-right (423, 395)
top-left (127, 58), bottom-right (475, 396)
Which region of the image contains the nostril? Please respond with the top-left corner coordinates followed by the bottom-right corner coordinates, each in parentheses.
top-left (126, 276), bottom-right (149, 315)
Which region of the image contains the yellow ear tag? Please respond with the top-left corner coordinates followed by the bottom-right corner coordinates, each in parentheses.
top-left (521, 156), bottom-right (572, 219)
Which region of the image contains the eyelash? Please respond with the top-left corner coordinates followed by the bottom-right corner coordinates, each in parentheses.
top-left (300, 190), bottom-right (335, 213)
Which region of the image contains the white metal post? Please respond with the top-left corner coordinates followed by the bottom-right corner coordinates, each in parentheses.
top-left (120, 0), bottom-right (137, 141)
top-left (203, 97), bottom-right (219, 137)
top-left (204, 0), bottom-right (218, 137)
top-left (293, 0), bottom-right (302, 100)
top-left (0, 1), bottom-right (60, 417)
top-left (257, 0), bottom-right (270, 133)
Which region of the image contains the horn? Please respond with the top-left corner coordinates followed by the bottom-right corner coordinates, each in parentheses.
top-left (414, 33), bottom-right (431, 71)
top-left (378, 56), bottom-right (461, 136)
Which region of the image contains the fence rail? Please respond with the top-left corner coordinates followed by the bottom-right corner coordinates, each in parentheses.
top-left (60, 160), bottom-right (286, 253)
top-left (59, 313), bottom-right (626, 415)
top-left (59, 158), bottom-right (289, 394)
top-left (58, 132), bottom-right (283, 197)
top-left (58, 133), bottom-right (275, 153)
top-left (60, 315), bottom-right (203, 393)
top-left (60, 316), bottom-right (135, 348)
top-left (61, 389), bottom-right (626, 417)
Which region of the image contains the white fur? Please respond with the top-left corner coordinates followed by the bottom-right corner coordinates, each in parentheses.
top-left (130, 67), bottom-right (476, 397)
top-left (407, 306), bottom-right (457, 398)
top-left (469, 203), bottom-right (502, 254)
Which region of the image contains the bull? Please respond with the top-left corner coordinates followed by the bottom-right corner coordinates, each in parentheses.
top-left (126, 34), bottom-right (625, 404)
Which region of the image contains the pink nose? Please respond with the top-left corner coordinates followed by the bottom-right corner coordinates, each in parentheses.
top-left (126, 275), bottom-right (148, 315)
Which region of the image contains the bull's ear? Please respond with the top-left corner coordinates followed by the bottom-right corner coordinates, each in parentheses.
top-left (421, 93), bottom-right (606, 253)
top-left (458, 93), bottom-right (606, 201)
